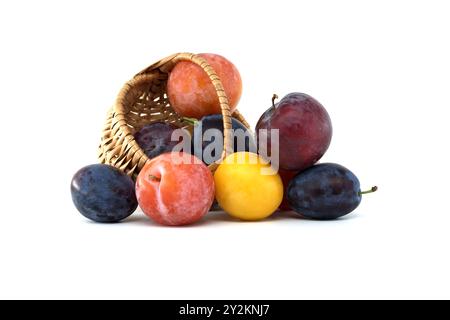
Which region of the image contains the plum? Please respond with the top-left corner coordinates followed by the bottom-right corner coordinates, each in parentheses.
top-left (278, 169), bottom-right (299, 211)
top-left (71, 164), bottom-right (137, 222)
top-left (190, 114), bottom-right (256, 165)
top-left (214, 152), bottom-right (283, 221)
top-left (287, 163), bottom-right (377, 220)
top-left (136, 152), bottom-right (215, 226)
top-left (135, 122), bottom-right (189, 159)
top-left (167, 53), bottom-right (242, 119)
top-left (256, 93), bottom-right (332, 171)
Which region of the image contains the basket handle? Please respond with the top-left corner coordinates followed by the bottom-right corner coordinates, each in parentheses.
top-left (137, 53), bottom-right (234, 168)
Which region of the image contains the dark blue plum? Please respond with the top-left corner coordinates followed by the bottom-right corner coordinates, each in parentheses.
top-left (192, 115), bottom-right (256, 165)
top-left (135, 122), bottom-right (186, 159)
top-left (71, 164), bottom-right (138, 223)
top-left (287, 163), bottom-right (371, 220)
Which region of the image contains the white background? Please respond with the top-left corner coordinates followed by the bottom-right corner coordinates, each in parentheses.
top-left (0, 0), bottom-right (449, 300)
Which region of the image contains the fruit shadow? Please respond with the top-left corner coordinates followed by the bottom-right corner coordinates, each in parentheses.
top-left (202, 210), bottom-right (360, 225)
top-left (118, 210), bottom-right (241, 228)
top-left (271, 210), bottom-right (361, 222)
top-left (95, 209), bottom-right (359, 228)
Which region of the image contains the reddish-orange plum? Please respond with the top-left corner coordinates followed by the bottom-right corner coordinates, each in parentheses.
top-left (167, 53), bottom-right (242, 119)
top-left (136, 152), bottom-right (215, 226)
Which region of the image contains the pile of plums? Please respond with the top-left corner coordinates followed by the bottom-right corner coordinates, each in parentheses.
top-left (255, 92), bottom-right (377, 220)
top-left (71, 53), bottom-right (376, 226)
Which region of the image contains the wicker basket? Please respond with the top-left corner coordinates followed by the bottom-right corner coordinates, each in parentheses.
top-left (98, 53), bottom-right (250, 179)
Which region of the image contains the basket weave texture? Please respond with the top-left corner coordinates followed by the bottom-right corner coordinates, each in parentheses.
top-left (98, 53), bottom-right (250, 178)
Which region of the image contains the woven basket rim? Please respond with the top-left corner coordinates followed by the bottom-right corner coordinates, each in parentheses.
top-left (100, 52), bottom-right (249, 177)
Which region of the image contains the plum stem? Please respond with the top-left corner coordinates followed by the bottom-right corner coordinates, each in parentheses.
top-left (183, 117), bottom-right (198, 125)
top-left (359, 186), bottom-right (378, 195)
top-left (148, 175), bottom-right (161, 182)
top-left (272, 94), bottom-right (278, 108)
